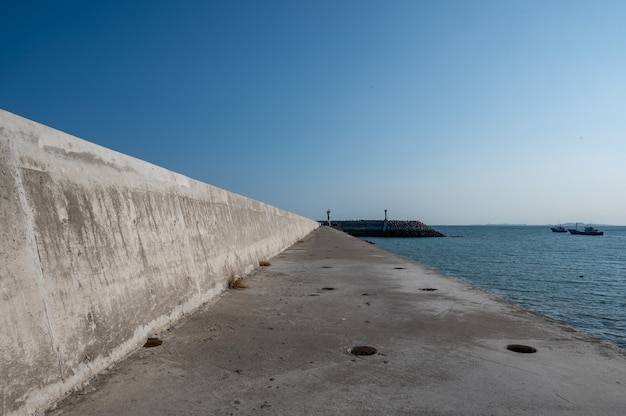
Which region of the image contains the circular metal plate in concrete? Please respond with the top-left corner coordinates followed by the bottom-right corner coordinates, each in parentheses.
top-left (349, 346), bottom-right (377, 356)
top-left (143, 338), bottom-right (163, 348)
top-left (506, 344), bottom-right (537, 353)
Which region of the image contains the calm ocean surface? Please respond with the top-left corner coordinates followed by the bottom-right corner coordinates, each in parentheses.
top-left (363, 225), bottom-right (626, 350)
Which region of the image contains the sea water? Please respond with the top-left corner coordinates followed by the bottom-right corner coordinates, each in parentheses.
top-left (364, 225), bottom-right (626, 350)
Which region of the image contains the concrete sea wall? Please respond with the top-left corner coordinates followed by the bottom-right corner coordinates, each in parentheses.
top-left (0, 110), bottom-right (319, 415)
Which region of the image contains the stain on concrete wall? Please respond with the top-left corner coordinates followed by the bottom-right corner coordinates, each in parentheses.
top-left (0, 110), bottom-right (319, 415)
top-left (1, 138), bottom-right (63, 415)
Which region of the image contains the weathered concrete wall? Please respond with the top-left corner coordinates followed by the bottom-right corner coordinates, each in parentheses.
top-left (0, 110), bottom-right (319, 416)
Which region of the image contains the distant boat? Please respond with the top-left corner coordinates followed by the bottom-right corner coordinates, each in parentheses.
top-left (550, 225), bottom-right (567, 233)
top-left (568, 224), bottom-right (604, 236)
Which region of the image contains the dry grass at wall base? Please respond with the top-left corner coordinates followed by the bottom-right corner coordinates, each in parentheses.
top-left (228, 271), bottom-right (247, 289)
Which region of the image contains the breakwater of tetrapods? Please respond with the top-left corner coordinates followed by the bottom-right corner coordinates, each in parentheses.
top-left (328, 220), bottom-right (444, 237)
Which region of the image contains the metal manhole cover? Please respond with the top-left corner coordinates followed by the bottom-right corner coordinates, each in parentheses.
top-left (348, 346), bottom-right (377, 356)
top-left (506, 344), bottom-right (537, 353)
top-left (143, 337), bottom-right (163, 348)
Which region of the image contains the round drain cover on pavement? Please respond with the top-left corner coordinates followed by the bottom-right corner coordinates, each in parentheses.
top-left (143, 337), bottom-right (163, 348)
top-left (506, 344), bottom-right (537, 353)
top-left (349, 346), bottom-right (377, 356)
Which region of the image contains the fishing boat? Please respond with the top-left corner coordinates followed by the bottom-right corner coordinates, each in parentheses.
top-left (568, 224), bottom-right (603, 236)
top-left (550, 225), bottom-right (567, 233)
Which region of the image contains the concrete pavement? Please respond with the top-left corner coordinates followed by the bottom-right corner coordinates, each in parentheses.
top-left (47, 226), bottom-right (626, 415)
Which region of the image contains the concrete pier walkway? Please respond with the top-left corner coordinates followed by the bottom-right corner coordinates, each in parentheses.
top-left (48, 227), bottom-right (626, 415)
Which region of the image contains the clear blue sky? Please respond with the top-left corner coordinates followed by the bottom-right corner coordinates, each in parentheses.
top-left (2, 0), bottom-right (626, 225)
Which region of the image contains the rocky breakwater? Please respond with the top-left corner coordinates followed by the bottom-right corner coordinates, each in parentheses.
top-left (331, 220), bottom-right (444, 237)
top-left (383, 220), bottom-right (444, 237)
